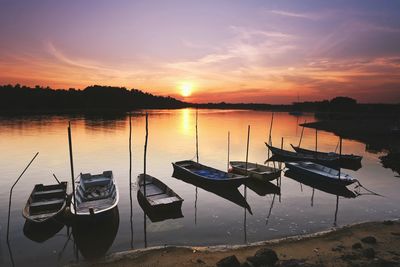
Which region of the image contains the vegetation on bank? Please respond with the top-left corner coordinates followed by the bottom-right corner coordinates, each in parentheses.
top-left (1, 84), bottom-right (399, 114)
top-left (0, 84), bottom-right (188, 113)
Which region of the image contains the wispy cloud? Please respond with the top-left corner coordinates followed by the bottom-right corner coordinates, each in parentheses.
top-left (269, 10), bottom-right (316, 20)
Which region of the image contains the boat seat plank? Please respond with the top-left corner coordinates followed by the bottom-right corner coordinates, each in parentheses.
top-left (33, 188), bottom-right (65, 196)
top-left (149, 196), bottom-right (181, 205)
top-left (30, 198), bottom-right (64, 207)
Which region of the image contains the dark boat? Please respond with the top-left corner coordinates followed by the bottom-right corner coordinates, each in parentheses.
top-left (137, 173), bottom-right (183, 216)
top-left (71, 171), bottom-right (119, 216)
top-left (172, 170), bottom-right (252, 214)
top-left (23, 182), bottom-right (68, 224)
top-left (172, 160), bottom-right (248, 187)
top-left (265, 143), bottom-right (339, 166)
top-left (285, 161), bottom-right (357, 186)
top-left (290, 144), bottom-right (362, 164)
top-left (230, 161), bottom-right (281, 181)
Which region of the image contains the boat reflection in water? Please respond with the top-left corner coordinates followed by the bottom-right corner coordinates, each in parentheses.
top-left (284, 170), bottom-right (358, 226)
top-left (72, 207), bottom-right (119, 259)
top-left (172, 170), bottom-right (252, 214)
top-left (244, 179), bottom-right (280, 197)
top-left (23, 219), bottom-right (65, 243)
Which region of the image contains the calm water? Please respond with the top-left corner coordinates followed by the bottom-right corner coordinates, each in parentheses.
top-left (0, 109), bottom-right (399, 266)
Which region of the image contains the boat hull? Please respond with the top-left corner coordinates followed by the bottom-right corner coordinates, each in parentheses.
top-left (172, 160), bottom-right (248, 187)
top-left (230, 161), bottom-right (281, 181)
top-left (285, 162), bottom-right (356, 186)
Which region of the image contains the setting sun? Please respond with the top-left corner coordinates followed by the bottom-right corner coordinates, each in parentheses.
top-left (180, 83), bottom-right (193, 97)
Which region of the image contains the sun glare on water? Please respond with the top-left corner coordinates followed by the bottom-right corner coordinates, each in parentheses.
top-left (180, 83), bottom-right (193, 97)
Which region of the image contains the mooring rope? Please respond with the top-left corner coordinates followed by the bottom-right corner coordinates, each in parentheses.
top-left (354, 180), bottom-right (384, 197)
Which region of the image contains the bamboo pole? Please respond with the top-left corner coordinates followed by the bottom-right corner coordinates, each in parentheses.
top-left (315, 128), bottom-right (318, 153)
top-left (129, 115), bottom-right (133, 186)
top-left (227, 131), bottom-right (230, 172)
top-left (68, 122), bottom-right (76, 215)
top-left (338, 137), bottom-right (342, 180)
top-left (7, 152), bottom-right (39, 242)
top-left (129, 114), bottom-right (134, 249)
top-left (144, 113), bottom-right (148, 196)
top-left (245, 125), bottom-right (250, 175)
top-left (196, 109), bottom-right (199, 163)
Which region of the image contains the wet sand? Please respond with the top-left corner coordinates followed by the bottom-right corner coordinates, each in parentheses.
top-left (68, 220), bottom-right (400, 266)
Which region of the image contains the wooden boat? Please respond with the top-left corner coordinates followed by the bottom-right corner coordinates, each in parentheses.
top-left (172, 160), bottom-right (249, 187)
top-left (265, 143), bottom-right (339, 166)
top-left (71, 171), bottom-right (119, 216)
top-left (290, 144), bottom-right (362, 163)
top-left (137, 173), bottom-right (183, 212)
top-left (23, 219), bottom-right (64, 243)
top-left (285, 161), bottom-right (356, 186)
top-left (23, 182), bottom-right (68, 223)
top-left (230, 161), bottom-right (281, 181)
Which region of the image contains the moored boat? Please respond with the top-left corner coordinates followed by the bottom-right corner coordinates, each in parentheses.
top-left (285, 161), bottom-right (356, 186)
top-left (265, 143), bottom-right (339, 166)
top-left (172, 160), bottom-right (249, 187)
top-left (70, 171), bottom-right (119, 216)
top-left (230, 161), bottom-right (281, 181)
top-left (137, 173), bottom-right (183, 212)
top-left (23, 182), bottom-right (68, 224)
top-left (290, 144), bottom-right (362, 164)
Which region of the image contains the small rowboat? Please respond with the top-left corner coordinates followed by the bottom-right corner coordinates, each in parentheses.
top-left (290, 144), bottom-right (362, 164)
top-left (285, 161), bottom-right (356, 186)
top-left (230, 161), bottom-right (281, 181)
top-left (137, 173), bottom-right (183, 212)
top-left (172, 160), bottom-right (248, 187)
top-left (71, 171), bottom-right (119, 216)
top-left (23, 182), bottom-right (68, 223)
top-left (265, 143), bottom-right (339, 166)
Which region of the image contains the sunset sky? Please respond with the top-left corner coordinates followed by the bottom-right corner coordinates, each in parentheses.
top-left (1, 0), bottom-right (400, 103)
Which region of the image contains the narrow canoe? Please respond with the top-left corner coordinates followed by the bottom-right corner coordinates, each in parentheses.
top-left (172, 160), bottom-right (248, 187)
top-left (265, 143), bottom-right (339, 166)
top-left (291, 144), bottom-right (362, 163)
top-left (230, 161), bottom-right (281, 181)
top-left (71, 171), bottom-right (119, 216)
top-left (23, 182), bottom-right (68, 224)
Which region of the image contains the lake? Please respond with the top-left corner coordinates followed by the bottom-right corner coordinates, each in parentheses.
top-left (0, 109), bottom-right (399, 266)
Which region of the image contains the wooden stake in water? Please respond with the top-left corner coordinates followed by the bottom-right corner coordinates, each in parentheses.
top-left (129, 114), bottom-right (132, 187)
top-left (68, 122), bottom-right (76, 215)
top-left (227, 131), bottom-right (230, 172)
top-left (7, 152), bottom-right (39, 242)
top-left (144, 113), bottom-right (148, 196)
top-left (315, 128), bottom-right (318, 153)
top-left (195, 109), bottom-right (199, 163)
top-left (245, 125), bottom-right (250, 174)
top-left (338, 137), bottom-right (342, 180)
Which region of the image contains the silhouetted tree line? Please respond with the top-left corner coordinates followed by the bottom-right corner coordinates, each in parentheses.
top-left (1, 84), bottom-right (399, 115)
top-left (0, 84), bottom-right (188, 113)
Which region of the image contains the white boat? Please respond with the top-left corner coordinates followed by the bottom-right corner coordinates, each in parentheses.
top-left (230, 161), bottom-right (281, 181)
top-left (70, 171), bottom-right (119, 216)
top-left (285, 162), bottom-right (356, 186)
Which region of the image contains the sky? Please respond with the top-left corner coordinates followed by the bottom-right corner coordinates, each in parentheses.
top-left (1, 0), bottom-right (400, 104)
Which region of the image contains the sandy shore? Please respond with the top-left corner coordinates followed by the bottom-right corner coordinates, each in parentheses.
top-left (68, 220), bottom-right (400, 267)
